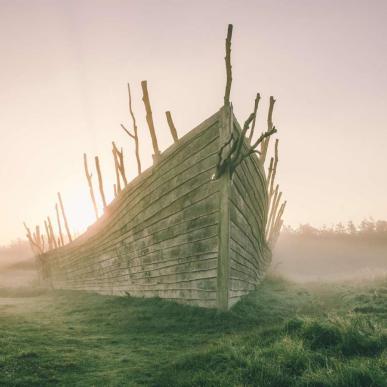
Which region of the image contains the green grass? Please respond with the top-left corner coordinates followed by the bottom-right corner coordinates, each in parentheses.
top-left (0, 275), bottom-right (386, 386)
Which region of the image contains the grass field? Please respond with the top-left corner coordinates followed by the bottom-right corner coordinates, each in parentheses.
top-left (0, 275), bottom-right (386, 386)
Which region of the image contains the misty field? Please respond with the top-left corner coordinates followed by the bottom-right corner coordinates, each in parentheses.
top-left (0, 275), bottom-right (386, 386)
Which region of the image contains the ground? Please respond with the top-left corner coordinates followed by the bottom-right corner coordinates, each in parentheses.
top-left (0, 275), bottom-right (386, 386)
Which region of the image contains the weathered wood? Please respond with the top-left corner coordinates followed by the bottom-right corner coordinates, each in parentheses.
top-left (55, 203), bottom-right (64, 247)
top-left (121, 82), bottom-right (142, 175)
top-left (248, 93), bottom-right (260, 143)
top-left (165, 111), bottom-right (179, 143)
top-left (83, 153), bottom-right (99, 220)
top-left (37, 109), bottom-right (273, 310)
top-left (57, 192), bottom-right (72, 242)
top-left (217, 105), bottom-right (232, 310)
top-left (24, 222), bottom-right (42, 255)
top-left (224, 24), bottom-right (233, 106)
top-left (47, 216), bottom-right (57, 249)
top-left (141, 80), bottom-right (160, 162)
top-left (95, 156), bottom-right (107, 210)
top-left (112, 145), bottom-right (122, 193)
top-left (44, 220), bottom-right (53, 251)
top-left (260, 96), bottom-right (276, 165)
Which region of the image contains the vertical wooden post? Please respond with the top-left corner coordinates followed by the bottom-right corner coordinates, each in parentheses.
top-left (55, 203), bottom-right (64, 246)
top-left (121, 82), bottom-right (142, 175)
top-left (141, 80), bottom-right (161, 162)
top-left (116, 146), bottom-right (128, 186)
top-left (217, 105), bottom-right (232, 311)
top-left (47, 216), bottom-right (57, 249)
top-left (224, 24), bottom-right (233, 106)
top-left (260, 96), bottom-right (276, 165)
top-left (83, 153), bottom-right (99, 220)
top-left (57, 192), bottom-right (72, 242)
top-left (24, 222), bottom-right (42, 255)
top-left (248, 93), bottom-right (260, 143)
top-left (44, 220), bottom-right (53, 250)
top-left (112, 145), bottom-right (122, 194)
top-left (95, 156), bottom-right (107, 210)
top-left (165, 111), bottom-right (179, 143)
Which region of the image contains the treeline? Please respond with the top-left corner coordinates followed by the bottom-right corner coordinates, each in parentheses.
top-left (282, 219), bottom-right (387, 242)
top-left (0, 240), bottom-right (32, 268)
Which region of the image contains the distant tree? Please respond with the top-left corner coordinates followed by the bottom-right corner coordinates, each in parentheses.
top-left (298, 224), bottom-right (319, 237)
top-left (335, 222), bottom-right (346, 234)
top-left (359, 218), bottom-right (375, 235)
top-left (347, 221), bottom-right (357, 235)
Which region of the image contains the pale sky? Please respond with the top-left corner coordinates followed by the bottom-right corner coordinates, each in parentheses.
top-left (1, 0), bottom-right (386, 245)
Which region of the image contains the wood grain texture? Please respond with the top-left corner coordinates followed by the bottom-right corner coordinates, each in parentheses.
top-left (37, 108), bottom-right (271, 309)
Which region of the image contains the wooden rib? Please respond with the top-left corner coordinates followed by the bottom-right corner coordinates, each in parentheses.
top-left (95, 156), bottom-right (107, 210)
top-left (266, 184), bottom-right (279, 237)
top-left (267, 190), bottom-right (282, 240)
top-left (112, 144), bottom-right (121, 193)
top-left (118, 147), bottom-right (128, 186)
top-left (269, 139), bottom-right (279, 197)
top-left (47, 216), bottom-right (57, 249)
top-left (224, 24), bottom-right (233, 106)
top-left (248, 93), bottom-right (260, 143)
top-left (141, 80), bottom-right (160, 162)
top-left (24, 222), bottom-right (41, 254)
top-left (267, 157), bottom-right (274, 187)
top-left (58, 192), bottom-right (72, 242)
top-left (121, 82), bottom-right (141, 174)
top-left (112, 142), bottom-right (127, 188)
top-left (55, 203), bottom-right (64, 246)
top-left (260, 96), bottom-right (276, 164)
top-left (269, 200), bottom-right (287, 244)
top-left (165, 111), bottom-right (179, 143)
top-left (83, 153), bottom-right (99, 220)
top-left (44, 220), bottom-right (53, 250)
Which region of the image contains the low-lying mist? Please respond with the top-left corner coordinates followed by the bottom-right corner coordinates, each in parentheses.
top-left (273, 221), bottom-right (387, 282)
top-left (0, 240), bottom-right (36, 288)
top-left (1, 220), bottom-right (387, 289)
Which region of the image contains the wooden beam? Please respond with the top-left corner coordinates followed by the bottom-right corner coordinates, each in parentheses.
top-left (165, 111), bottom-right (178, 143)
top-left (95, 156), bottom-right (107, 210)
top-left (121, 82), bottom-right (141, 175)
top-left (57, 192), bottom-right (72, 242)
top-left (224, 24), bottom-right (233, 106)
top-left (83, 153), bottom-right (99, 220)
top-left (248, 93), bottom-right (260, 143)
top-left (55, 203), bottom-right (64, 246)
top-left (44, 220), bottom-right (53, 250)
top-left (47, 216), bottom-right (57, 249)
top-left (112, 145), bottom-right (121, 193)
top-left (260, 96), bottom-right (276, 164)
top-left (141, 80), bottom-right (160, 162)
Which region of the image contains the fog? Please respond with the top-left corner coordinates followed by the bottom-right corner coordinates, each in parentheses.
top-left (1, 221), bottom-right (386, 290)
top-left (0, 241), bottom-right (37, 288)
top-left (272, 222), bottom-right (387, 282)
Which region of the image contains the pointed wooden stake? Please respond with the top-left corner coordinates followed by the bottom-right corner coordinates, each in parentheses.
top-left (83, 153), bottom-right (99, 220)
top-left (112, 145), bottom-right (121, 193)
top-left (224, 24), bottom-right (233, 106)
top-left (44, 220), bottom-right (53, 250)
top-left (95, 156), bottom-right (107, 210)
top-left (165, 111), bottom-right (179, 143)
top-left (121, 82), bottom-right (142, 175)
top-left (141, 80), bottom-right (160, 162)
top-left (55, 203), bottom-right (64, 246)
top-left (47, 216), bottom-right (57, 249)
top-left (57, 192), bottom-right (72, 242)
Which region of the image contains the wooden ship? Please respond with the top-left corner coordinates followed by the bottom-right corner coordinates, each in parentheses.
top-left (24, 25), bottom-right (286, 310)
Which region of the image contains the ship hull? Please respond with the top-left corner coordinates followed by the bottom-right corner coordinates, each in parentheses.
top-left (38, 107), bottom-right (271, 309)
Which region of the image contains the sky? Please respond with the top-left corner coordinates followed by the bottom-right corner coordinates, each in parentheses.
top-left (0, 0), bottom-right (386, 245)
